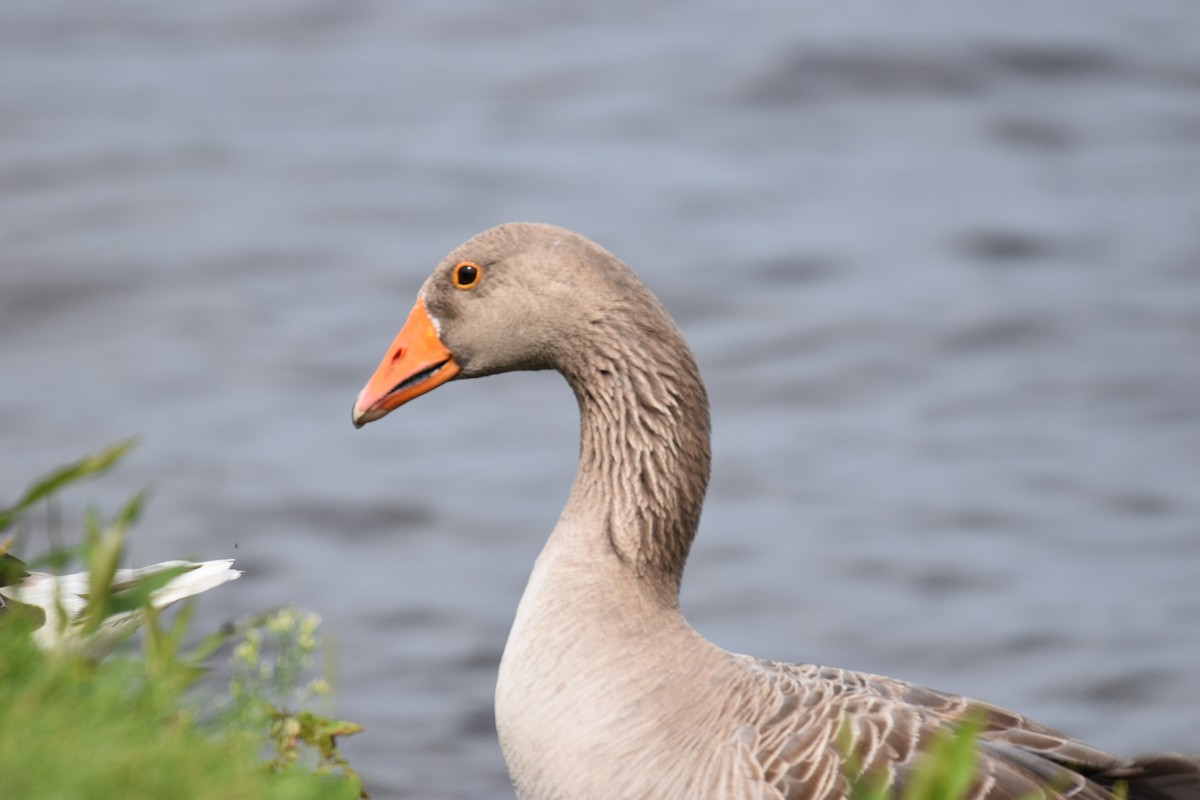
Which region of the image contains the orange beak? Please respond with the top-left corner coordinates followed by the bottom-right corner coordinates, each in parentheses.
top-left (352, 297), bottom-right (460, 428)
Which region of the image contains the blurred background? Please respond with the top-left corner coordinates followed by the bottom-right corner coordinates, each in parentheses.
top-left (2, 1), bottom-right (1199, 797)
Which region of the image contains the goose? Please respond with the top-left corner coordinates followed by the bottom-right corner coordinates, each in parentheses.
top-left (351, 223), bottom-right (1198, 800)
top-left (0, 554), bottom-right (240, 660)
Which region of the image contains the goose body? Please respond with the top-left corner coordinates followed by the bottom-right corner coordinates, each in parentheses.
top-left (353, 223), bottom-right (1197, 800)
top-left (0, 556), bottom-right (240, 659)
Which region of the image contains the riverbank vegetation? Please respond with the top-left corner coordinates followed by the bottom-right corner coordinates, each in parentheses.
top-left (0, 441), bottom-right (365, 799)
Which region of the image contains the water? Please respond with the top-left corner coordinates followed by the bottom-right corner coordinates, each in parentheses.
top-left (2, 2), bottom-right (1199, 797)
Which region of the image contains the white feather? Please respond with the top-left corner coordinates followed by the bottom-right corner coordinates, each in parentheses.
top-left (0, 559), bottom-right (240, 659)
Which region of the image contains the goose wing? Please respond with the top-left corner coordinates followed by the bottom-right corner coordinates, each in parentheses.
top-left (723, 660), bottom-right (1197, 800)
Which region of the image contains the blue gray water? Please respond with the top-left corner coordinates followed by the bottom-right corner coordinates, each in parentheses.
top-left (2, 2), bottom-right (1199, 798)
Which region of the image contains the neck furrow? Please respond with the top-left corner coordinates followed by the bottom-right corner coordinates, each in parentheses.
top-left (559, 333), bottom-right (711, 600)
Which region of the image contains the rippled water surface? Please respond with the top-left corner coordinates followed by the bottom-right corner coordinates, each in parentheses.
top-left (2, 2), bottom-right (1199, 798)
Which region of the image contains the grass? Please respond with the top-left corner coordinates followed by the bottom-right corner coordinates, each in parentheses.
top-left (0, 441), bottom-right (366, 799)
top-left (840, 713), bottom-right (986, 800)
top-left (0, 630), bottom-right (357, 799)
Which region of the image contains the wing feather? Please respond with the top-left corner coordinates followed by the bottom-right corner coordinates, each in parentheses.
top-left (718, 658), bottom-right (1199, 800)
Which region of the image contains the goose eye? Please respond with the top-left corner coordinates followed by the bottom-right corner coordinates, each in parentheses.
top-left (452, 261), bottom-right (483, 290)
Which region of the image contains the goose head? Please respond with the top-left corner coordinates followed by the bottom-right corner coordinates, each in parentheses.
top-left (352, 222), bottom-right (668, 428)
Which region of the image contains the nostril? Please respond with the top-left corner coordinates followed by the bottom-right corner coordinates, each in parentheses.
top-left (390, 348), bottom-right (406, 364)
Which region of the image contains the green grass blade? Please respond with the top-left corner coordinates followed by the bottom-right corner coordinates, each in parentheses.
top-left (0, 439), bottom-right (137, 533)
top-left (107, 564), bottom-right (192, 616)
top-left (81, 510), bottom-right (125, 636)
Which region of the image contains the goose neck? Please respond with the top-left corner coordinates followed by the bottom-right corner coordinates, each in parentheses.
top-left (557, 327), bottom-right (712, 599)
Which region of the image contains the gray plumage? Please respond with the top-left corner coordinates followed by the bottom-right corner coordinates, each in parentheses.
top-left (358, 223), bottom-right (1198, 800)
